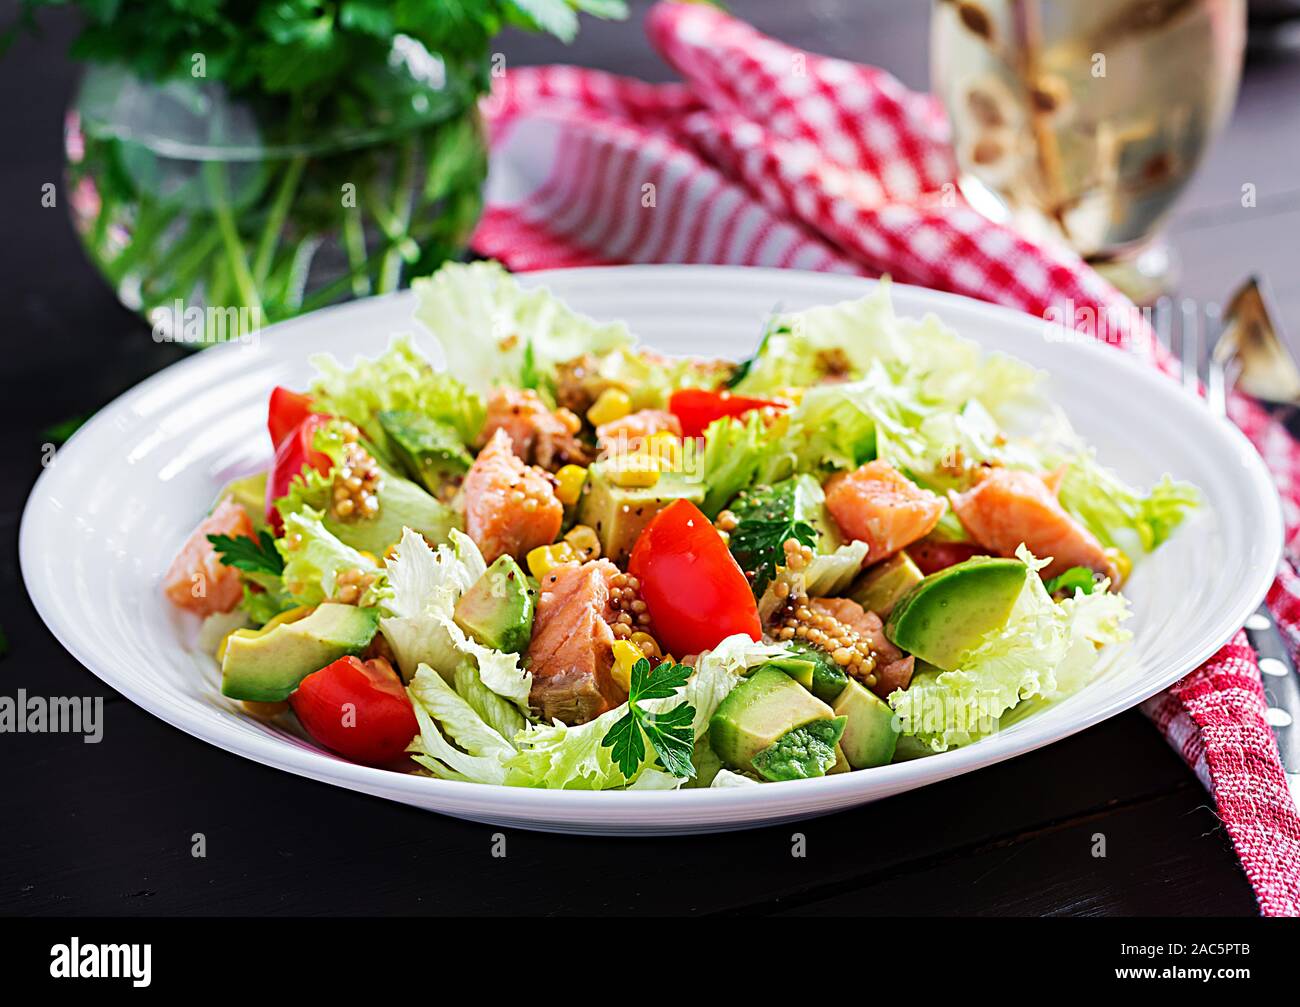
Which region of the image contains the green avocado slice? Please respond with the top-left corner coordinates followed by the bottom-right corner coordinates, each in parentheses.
top-left (453, 554), bottom-right (535, 654)
top-left (884, 557), bottom-right (1028, 671)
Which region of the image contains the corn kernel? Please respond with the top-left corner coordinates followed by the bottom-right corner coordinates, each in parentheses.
top-left (554, 464), bottom-right (588, 506)
top-left (587, 387), bottom-right (632, 427)
top-left (611, 640), bottom-right (643, 692)
top-left (526, 542), bottom-right (579, 579)
top-left (1105, 547), bottom-right (1132, 586)
top-left (242, 700), bottom-right (290, 718)
top-left (641, 431), bottom-right (683, 471)
top-left (563, 524), bottom-right (601, 560)
top-left (606, 453), bottom-right (661, 488)
top-left (629, 631), bottom-right (661, 660)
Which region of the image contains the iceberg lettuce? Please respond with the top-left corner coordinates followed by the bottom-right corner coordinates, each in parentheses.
top-left (413, 261), bottom-right (632, 399)
top-left (310, 335), bottom-right (484, 459)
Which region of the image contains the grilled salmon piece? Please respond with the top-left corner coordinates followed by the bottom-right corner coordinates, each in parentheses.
top-left (824, 461), bottom-right (946, 561)
top-left (479, 386), bottom-right (589, 471)
top-left (527, 559), bottom-right (626, 725)
top-left (808, 597), bottom-right (914, 699)
top-left (462, 429), bottom-right (564, 565)
top-left (948, 467), bottom-right (1117, 580)
top-left (596, 408), bottom-right (681, 454)
top-left (163, 496), bottom-right (254, 616)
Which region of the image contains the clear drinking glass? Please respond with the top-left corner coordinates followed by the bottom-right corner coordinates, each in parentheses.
top-left (932, 0), bottom-right (1247, 302)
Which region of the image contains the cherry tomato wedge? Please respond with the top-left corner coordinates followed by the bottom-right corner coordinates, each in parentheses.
top-left (628, 499), bottom-right (761, 657)
top-left (289, 656), bottom-right (418, 767)
top-left (267, 386), bottom-right (316, 449)
top-left (669, 388), bottom-right (787, 438)
top-left (907, 538), bottom-right (984, 575)
top-left (265, 413), bottom-right (334, 533)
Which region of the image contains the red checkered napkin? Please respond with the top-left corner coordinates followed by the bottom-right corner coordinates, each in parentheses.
top-left (471, 0), bottom-right (1300, 915)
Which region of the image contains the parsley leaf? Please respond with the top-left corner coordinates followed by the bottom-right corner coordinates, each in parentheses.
top-left (207, 530), bottom-right (285, 577)
top-left (727, 478), bottom-right (819, 596)
top-left (601, 658), bottom-right (697, 781)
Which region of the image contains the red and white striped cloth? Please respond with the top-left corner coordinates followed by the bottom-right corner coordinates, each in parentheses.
top-left (471, 1), bottom-right (1300, 915)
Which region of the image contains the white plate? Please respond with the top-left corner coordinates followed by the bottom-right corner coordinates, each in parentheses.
top-left (20, 266), bottom-right (1283, 835)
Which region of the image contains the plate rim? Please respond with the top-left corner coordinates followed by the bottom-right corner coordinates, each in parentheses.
top-left (19, 264), bottom-right (1285, 819)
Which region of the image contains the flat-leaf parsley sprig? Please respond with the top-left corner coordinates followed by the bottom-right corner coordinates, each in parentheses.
top-left (207, 530), bottom-right (285, 577)
top-left (601, 658), bottom-right (696, 781)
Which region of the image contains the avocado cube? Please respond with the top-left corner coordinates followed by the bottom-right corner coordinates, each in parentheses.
top-left (785, 641), bottom-right (850, 702)
top-left (848, 550), bottom-right (924, 618)
top-left (378, 410), bottom-right (474, 495)
top-left (577, 462), bottom-right (706, 565)
top-left (221, 603), bottom-right (379, 702)
top-left (758, 656), bottom-right (817, 691)
top-left (453, 554), bottom-right (535, 654)
top-left (885, 557), bottom-right (1028, 671)
top-left (751, 717), bottom-right (847, 782)
top-left (709, 666), bottom-right (835, 774)
top-left (833, 678), bottom-right (899, 769)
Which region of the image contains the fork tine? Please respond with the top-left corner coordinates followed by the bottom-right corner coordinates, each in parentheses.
top-left (1181, 298), bottom-right (1201, 395)
top-left (1154, 296), bottom-right (1173, 357)
top-left (1204, 302), bottom-right (1227, 417)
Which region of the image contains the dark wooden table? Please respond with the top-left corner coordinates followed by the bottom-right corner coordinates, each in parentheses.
top-left (4, 1), bottom-right (1295, 916)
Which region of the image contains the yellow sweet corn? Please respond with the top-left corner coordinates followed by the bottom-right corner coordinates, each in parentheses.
top-left (563, 524), bottom-right (601, 561)
top-left (526, 541), bottom-right (579, 579)
top-left (554, 464), bottom-right (588, 506)
top-left (1105, 547), bottom-right (1132, 586)
top-left (641, 431), bottom-right (683, 471)
top-left (611, 639), bottom-right (643, 692)
top-left (242, 700), bottom-right (290, 718)
top-left (606, 452), bottom-right (661, 488)
top-left (586, 387), bottom-right (632, 427)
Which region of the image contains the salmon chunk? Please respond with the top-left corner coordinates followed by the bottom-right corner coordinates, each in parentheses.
top-left (948, 467), bottom-right (1117, 580)
top-left (163, 496), bottom-right (254, 616)
top-left (824, 461), bottom-right (946, 561)
top-left (527, 559), bottom-right (626, 725)
top-left (462, 429), bottom-right (564, 565)
top-left (809, 597), bottom-right (914, 698)
top-left (478, 387), bottom-right (589, 471)
top-left (596, 409), bottom-right (682, 454)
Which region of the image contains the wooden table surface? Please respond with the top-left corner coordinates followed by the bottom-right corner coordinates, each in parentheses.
top-left (3, 1), bottom-right (1295, 916)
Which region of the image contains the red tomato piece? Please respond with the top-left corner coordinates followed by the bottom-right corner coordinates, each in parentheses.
top-left (668, 388), bottom-right (787, 438)
top-left (289, 656), bottom-right (418, 767)
top-left (628, 499), bottom-right (761, 657)
top-left (267, 386), bottom-right (316, 449)
top-left (265, 413), bottom-right (334, 533)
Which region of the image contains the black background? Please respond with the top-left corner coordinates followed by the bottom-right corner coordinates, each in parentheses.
top-left (4, 1), bottom-right (1298, 916)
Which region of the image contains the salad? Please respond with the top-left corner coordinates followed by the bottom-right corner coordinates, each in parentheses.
top-left (163, 262), bottom-right (1199, 790)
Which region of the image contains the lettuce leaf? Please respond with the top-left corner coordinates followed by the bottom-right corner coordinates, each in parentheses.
top-left (378, 527), bottom-right (532, 710)
top-left (309, 335), bottom-right (484, 459)
top-left (803, 540), bottom-right (870, 597)
top-left (412, 260), bottom-right (632, 399)
top-left (1054, 453), bottom-right (1202, 559)
top-left (888, 547), bottom-right (1131, 752)
top-left (276, 508), bottom-right (385, 607)
top-left (731, 281), bottom-right (1041, 419)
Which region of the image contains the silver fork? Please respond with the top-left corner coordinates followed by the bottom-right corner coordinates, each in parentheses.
top-left (1152, 295), bottom-right (1300, 809)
